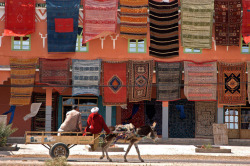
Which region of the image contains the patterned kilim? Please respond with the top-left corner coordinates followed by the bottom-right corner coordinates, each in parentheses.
top-left (214, 0), bottom-right (241, 46)
top-left (4, 0), bottom-right (35, 36)
top-left (242, 0), bottom-right (250, 43)
top-left (218, 62), bottom-right (246, 105)
top-left (247, 62), bottom-right (250, 103)
top-left (47, 0), bottom-right (80, 52)
top-left (149, 0), bottom-right (179, 58)
top-left (184, 61), bottom-right (217, 101)
top-left (120, 0), bottom-right (148, 39)
top-left (181, 0), bottom-right (214, 49)
top-left (10, 58), bottom-right (37, 106)
top-left (83, 0), bottom-right (118, 43)
top-left (121, 102), bottom-right (145, 128)
top-left (102, 61), bottom-right (127, 105)
top-left (156, 62), bottom-right (182, 101)
top-left (128, 60), bottom-right (153, 102)
top-left (39, 58), bottom-right (70, 93)
top-left (72, 59), bottom-right (101, 96)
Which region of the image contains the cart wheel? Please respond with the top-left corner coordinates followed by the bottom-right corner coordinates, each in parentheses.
top-left (49, 143), bottom-right (69, 159)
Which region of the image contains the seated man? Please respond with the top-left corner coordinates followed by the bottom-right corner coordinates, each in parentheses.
top-left (84, 107), bottom-right (110, 151)
top-left (57, 105), bottom-right (82, 136)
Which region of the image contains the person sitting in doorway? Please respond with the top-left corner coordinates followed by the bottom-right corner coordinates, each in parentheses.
top-left (57, 105), bottom-right (82, 136)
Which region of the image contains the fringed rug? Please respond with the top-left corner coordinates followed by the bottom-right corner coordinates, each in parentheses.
top-left (120, 0), bottom-right (148, 39)
top-left (149, 0), bottom-right (179, 58)
top-left (184, 61), bottom-right (217, 101)
top-left (214, 0), bottom-right (241, 46)
top-left (72, 59), bottom-right (101, 96)
top-left (47, 0), bottom-right (80, 52)
top-left (102, 61), bottom-right (127, 105)
top-left (242, 0), bottom-right (250, 43)
top-left (128, 60), bottom-right (153, 102)
top-left (121, 102), bottom-right (145, 128)
top-left (10, 58), bottom-right (37, 106)
top-left (218, 62), bottom-right (246, 105)
top-left (156, 62), bottom-right (182, 101)
top-left (145, 100), bottom-right (162, 135)
top-left (4, 0), bottom-right (35, 36)
top-left (39, 58), bottom-right (70, 94)
top-left (181, 0), bottom-right (214, 49)
top-left (83, 0), bottom-right (118, 43)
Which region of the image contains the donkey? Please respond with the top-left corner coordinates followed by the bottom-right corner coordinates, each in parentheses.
top-left (100, 122), bottom-right (158, 162)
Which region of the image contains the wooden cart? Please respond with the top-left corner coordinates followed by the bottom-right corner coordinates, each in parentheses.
top-left (25, 131), bottom-right (100, 158)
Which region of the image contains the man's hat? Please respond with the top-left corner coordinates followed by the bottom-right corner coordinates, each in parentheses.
top-left (91, 107), bottom-right (99, 113)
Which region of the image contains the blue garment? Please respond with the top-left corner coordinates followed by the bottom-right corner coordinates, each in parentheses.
top-left (176, 105), bottom-right (185, 119)
top-left (2, 105), bottom-right (16, 124)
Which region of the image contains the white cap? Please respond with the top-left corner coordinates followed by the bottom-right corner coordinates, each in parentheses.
top-left (91, 107), bottom-right (99, 113)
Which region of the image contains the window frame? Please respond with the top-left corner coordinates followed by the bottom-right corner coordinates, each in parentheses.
top-left (11, 35), bottom-right (31, 51)
top-left (128, 39), bottom-right (147, 53)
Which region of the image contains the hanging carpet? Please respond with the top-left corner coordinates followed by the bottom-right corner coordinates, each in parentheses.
top-left (46, 0), bottom-right (80, 52)
top-left (120, 0), bottom-right (148, 39)
top-left (10, 58), bottom-right (37, 106)
top-left (156, 61), bottom-right (182, 101)
top-left (247, 62), bottom-right (250, 103)
top-left (102, 61), bottom-right (127, 105)
top-left (39, 58), bottom-right (70, 94)
top-left (184, 61), bottom-right (217, 101)
top-left (181, 0), bottom-right (214, 49)
top-left (218, 62), bottom-right (246, 105)
top-left (4, 0), bottom-right (35, 36)
top-left (121, 102), bottom-right (145, 128)
top-left (72, 59), bottom-right (101, 96)
top-left (214, 0), bottom-right (241, 46)
top-left (83, 0), bottom-right (118, 43)
top-left (149, 0), bottom-right (179, 58)
top-left (128, 60), bottom-right (153, 102)
top-left (242, 0), bottom-right (250, 44)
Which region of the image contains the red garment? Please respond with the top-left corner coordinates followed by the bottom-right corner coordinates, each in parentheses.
top-left (84, 112), bottom-right (110, 134)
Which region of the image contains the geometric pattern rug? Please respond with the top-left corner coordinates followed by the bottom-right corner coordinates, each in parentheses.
top-left (218, 62), bottom-right (246, 105)
top-left (128, 60), bottom-right (153, 102)
top-left (10, 58), bottom-right (38, 106)
top-left (184, 61), bottom-right (217, 101)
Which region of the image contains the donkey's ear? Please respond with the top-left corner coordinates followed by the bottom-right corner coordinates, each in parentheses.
top-left (152, 122), bottom-right (157, 128)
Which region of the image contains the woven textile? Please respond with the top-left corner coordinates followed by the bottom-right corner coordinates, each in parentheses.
top-left (184, 61), bottom-right (217, 101)
top-left (149, 0), bottom-right (179, 58)
top-left (102, 61), bottom-right (127, 105)
top-left (10, 58), bottom-right (37, 106)
top-left (218, 62), bottom-right (246, 105)
top-left (247, 62), bottom-right (250, 103)
top-left (72, 59), bottom-right (101, 96)
top-left (181, 0), bottom-right (214, 49)
top-left (214, 0), bottom-right (241, 46)
top-left (156, 62), bottom-right (182, 101)
top-left (47, 0), bottom-right (80, 52)
top-left (120, 0), bottom-right (148, 39)
top-left (121, 102), bottom-right (145, 128)
top-left (83, 0), bottom-right (118, 43)
top-left (4, 0), bottom-right (35, 36)
top-left (39, 58), bottom-right (70, 93)
top-left (128, 60), bottom-right (153, 102)
top-left (242, 0), bottom-right (250, 43)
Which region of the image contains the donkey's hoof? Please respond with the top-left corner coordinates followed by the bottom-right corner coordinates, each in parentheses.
top-left (140, 159), bottom-right (144, 162)
top-left (108, 159), bottom-right (112, 162)
top-left (100, 156), bottom-right (104, 160)
top-left (124, 159), bottom-right (128, 162)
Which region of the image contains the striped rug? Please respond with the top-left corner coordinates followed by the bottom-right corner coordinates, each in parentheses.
top-left (181, 0), bottom-right (214, 49)
top-left (10, 58), bottom-right (37, 106)
top-left (149, 0), bottom-right (179, 58)
top-left (218, 62), bottom-right (246, 105)
top-left (156, 62), bottom-right (182, 101)
top-left (214, 0), bottom-right (241, 46)
top-left (120, 0), bottom-right (148, 39)
top-left (184, 61), bottom-right (217, 101)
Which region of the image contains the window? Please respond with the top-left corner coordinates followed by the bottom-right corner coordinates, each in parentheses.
top-left (184, 48), bottom-right (202, 53)
top-left (76, 27), bottom-right (89, 52)
top-left (128, 39), bottom-right (146, 53)
top-left (241, 108), bottom-right (250, 130)
top-left (224, 108), bottom-right (239, 129)
top-left (241, 36), bottom-right (250, 54)
top-left (62, 97), bottom-right (98, 127)
top-left (11, 35), bottom-right (31, 51)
